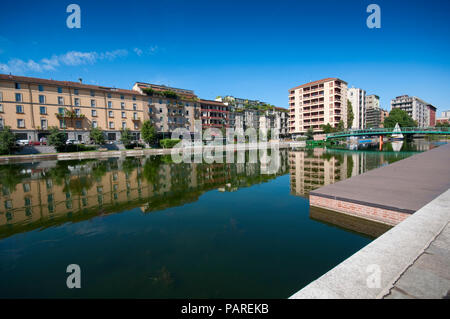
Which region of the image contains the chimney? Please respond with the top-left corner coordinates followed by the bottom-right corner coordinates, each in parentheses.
top-left (78, 78), bottom-right (82, 84)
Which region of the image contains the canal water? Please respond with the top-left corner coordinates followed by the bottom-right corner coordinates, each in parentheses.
top-left (0, 141), bottom-right (441, 298)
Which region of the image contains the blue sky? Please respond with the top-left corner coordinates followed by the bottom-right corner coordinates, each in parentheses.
top-left (1, 0), bottom-right (449, 114)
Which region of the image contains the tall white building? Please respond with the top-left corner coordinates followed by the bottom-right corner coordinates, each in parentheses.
top-left (347, 88), bottom-right (366, 129)
top-left (390, 95), bottom-right (434, 127)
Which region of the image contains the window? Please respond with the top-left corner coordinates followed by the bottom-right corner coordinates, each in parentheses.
top-left (39, 95), bottom-right (45, 104)
top-left (148, 98), bottom-right (152, 104)
top-left (90, 90), bottom-right (95, 97)
top-left (133, 112), bottom-right (138, 120)
top-left (121, 102), bottom-right (125, 109)
top-left (0, 118), bottom-right (3, 128)
top-left (109, 122), bottom-right (114, 129)
top-left (38, 85), bottom-right (44, 92)
top-left (74, 89), bottom-right (79, 95)
top-left (92, 121), bottom-right (98, 128)
top-left (58, 87), bottom-right (63, 93)
top-left (75, 121), bottom-right (82, 129)
top-left (121, 112), bottom-right (126, 118)
top-left (58, 96), bottom-right (64, 105)
top-left (108, 101), bottom-right (112, 108)
top-left (122, 122), bottom-right (126, 129)
top-left (132, 95), bottom-right (136, 101)
top-left (15, 93), bottom-right (22, 102)
top-left (133, 103), bottom-right (137, 110)
top-left (107, 93), bottom-right (112, 98)
top-left (0, 104), bottom-right (3, 112)
top-left (134, 123), bottom-right (138, 130)
top-left (74, 98), bottom-right (80, 106)
top-left (15, 83), bottom-right (20, 89)
top-left (159, 108), bottom-right (162, 113)
top-left (159, 99), bottom-right (163, 104)
top-left (59, 120), bottom-right (66, 128)
top-left (0, 92), bottom-right (2, 101)
top-left (120, 95), bottom-right (124, 100)
top-left (58, 107), bottom-right (65, 115)
top-left (90, 99), bottom-right (95, 107)
top-left (16, 105), bottom-right (24, 113)
top-left (17, 119), bottom-right (25, 128)
top-left (148, 107), bottom-right (153, 114)
top-left (41, 119), bottom-right (47, 129)
top-left (40, 106), bottom-right (47, 114)
top-left (186, 110), bottom-right (189, 115)
top-left (109, 111), bottom-right (114, 117)
top-left (75, 109), bottom-right (81, 116)
top-left (92, 109), bottom-right (97, 117)
top-left (23, 183), bottom-right (31, 192)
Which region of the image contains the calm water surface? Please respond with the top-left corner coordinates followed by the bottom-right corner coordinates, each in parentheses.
top-left (0, 141), bottom-right (441, 298)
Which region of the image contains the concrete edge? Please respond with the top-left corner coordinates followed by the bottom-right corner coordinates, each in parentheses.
top-left (289, 188), bottom-right (450, 299)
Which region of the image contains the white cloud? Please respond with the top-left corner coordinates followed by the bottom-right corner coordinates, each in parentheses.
top-left (0, 49), bottom-right (130, 75)
top-left (133, 48), bottom-right (143, 56)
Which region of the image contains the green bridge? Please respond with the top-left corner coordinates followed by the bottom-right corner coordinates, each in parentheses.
top-left (325, 127), bottom-right (450, 140)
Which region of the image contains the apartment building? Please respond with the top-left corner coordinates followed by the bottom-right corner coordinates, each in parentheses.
top-left (347, 88), bottom-right (366, 129)
top-left (436, 110), bottom-right (450, 124)
top-left (132, 82), bottom-right (200, 135)
top-left (0, 74), bottom-right (145, 142)
top-left (200, 99), bottom-right (230, 129)
top-left (365, 107), bottom-right (389, 128)
top-left (365, 94), bottom-right (380, 110)
top-left (288, 78), bottom-right (348, 135)
top-left (390, 95), bottom-right (436, 127)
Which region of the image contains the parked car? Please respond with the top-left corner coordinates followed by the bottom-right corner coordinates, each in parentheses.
top-left (16, 139), bottom-right (31, 146)
top-left (66, 139), bottom-right (78, 145)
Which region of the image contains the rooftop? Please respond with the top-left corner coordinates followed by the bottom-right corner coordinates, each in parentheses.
top-left (289, 78), bottom-right (347, 91)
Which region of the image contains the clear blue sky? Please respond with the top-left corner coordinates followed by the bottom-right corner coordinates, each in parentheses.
top-left (1, 0), bottom-right (449, 114)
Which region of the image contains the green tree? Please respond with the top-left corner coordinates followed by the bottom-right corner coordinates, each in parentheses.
top-left (347, 100), bottom-right (354, 129)
top-left (120, 128), bottom-right (132, 145)
top-left (0, 126), bottom-right (17, 155)
top-left (306, 128), bottom-right (314, 141)
top-left (336, 120), bottom-right (345, 132)
top-left (141, 120), bottom-right (157, 146)
top-left (47, 127), bottom-right (67, 151)
top-left (383, 108), bottom-right (417, 128)
top-left (320, 123), bottom-right (334, 134)
top-left (89, 127), bottom-right (105, 145)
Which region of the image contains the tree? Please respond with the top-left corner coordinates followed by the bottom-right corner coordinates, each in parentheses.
top-left (336, 120), bottom-right (345, 132)
top-left (89, 127), bottom-right (105, 145)
top-left (120, 128), bottom-right (132, 145)
top-left (0, 126), bottom-right (17, 155)
top-left (320, 123), bottom-right (334, 134)
top-left (141, 120), bottom-right (157, 146)
top-left (347, 100), bottom-right (354, 129)
top-left (436, 121), bottom-right (450, 128)
top-left (306, 128), bottom-right (314, 141)
top-left (47, 127), bottom-right (67, 151)
top-left (383, 108), bottom-right (417, 128)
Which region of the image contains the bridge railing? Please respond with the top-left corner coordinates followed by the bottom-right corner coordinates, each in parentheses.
top-left (326, 127), bottom-right (450, 138)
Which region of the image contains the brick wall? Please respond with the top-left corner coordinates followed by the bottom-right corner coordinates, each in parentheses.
top-left (310, 195), bottom-right (410, 226)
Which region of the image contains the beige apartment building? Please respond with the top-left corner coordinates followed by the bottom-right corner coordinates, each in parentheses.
top-left (132, 82), bottom-right (200, 134)
top-left (0, 74), bottom-right (147, 142)
top-left (288, 78), bottom-right (348, 136)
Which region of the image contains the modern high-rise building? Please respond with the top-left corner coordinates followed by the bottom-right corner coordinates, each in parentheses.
top-left (347, 88), bottom-right (366, 129)
top-left (390, 95), bottom-right (436, 127)
top-left (288, 78), bottom-right (348, 135)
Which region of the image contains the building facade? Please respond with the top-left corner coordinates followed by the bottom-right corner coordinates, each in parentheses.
top-left (200, 99), bottom-right (230, 130)
top-left (288, 78), bottom-right (348, 135)
top-left (347, 88), bottom-right (366, 129)
top-left (390, 95), bottom-right (436, 127)
top-left (0, 74), bottom-right (145, 142)
top-left (365, 94), bottom-right (380, 110)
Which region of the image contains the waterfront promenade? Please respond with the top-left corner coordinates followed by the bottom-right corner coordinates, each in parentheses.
top-left (291, 143), bottom-right (450, 299)
top-left (309, 143), bottom-right (450, 225)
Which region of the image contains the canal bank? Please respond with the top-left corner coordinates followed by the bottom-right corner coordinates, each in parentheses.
top-left (0, 141), bottom-right (305, 164)
top-left (309, 142), bottom-right (450, 225)
top-left (290, 143), bottom-right (450, 299)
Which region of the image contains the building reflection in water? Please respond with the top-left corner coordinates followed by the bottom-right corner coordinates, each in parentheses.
top-left (0, 150), bottom-right (289, 238)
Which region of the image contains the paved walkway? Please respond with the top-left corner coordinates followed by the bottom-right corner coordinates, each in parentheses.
top-left (384, 222), bottom-right (450, 299)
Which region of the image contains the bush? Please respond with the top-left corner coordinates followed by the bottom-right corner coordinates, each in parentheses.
top-left (125, 142), bottom-right (145, 149)
top-left (47, 127), bottom-right (67, 149)
top-left (89, 127), bottom-right (105, 145)
top-left (160, 139), bottom-right (181, 149)
top-left (56, 144), bottom-right (97, 153)
top-left (0, 126), bottom-right (17, 155)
